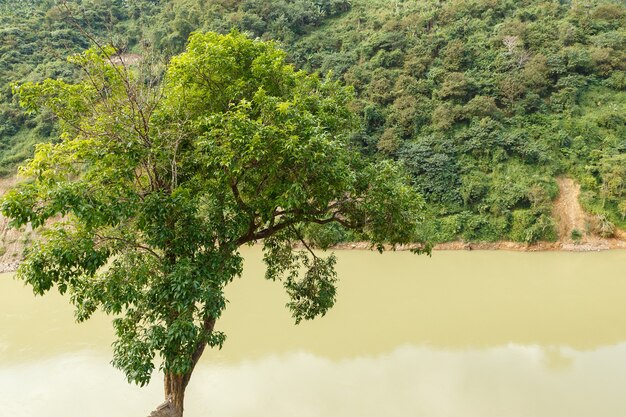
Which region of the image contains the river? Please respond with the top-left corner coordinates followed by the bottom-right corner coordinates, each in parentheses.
top-left (1, 248), bottom-right (626, 416)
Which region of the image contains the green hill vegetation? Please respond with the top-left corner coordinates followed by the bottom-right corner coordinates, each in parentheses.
top-left (1, 0), bottom-right (624, 243)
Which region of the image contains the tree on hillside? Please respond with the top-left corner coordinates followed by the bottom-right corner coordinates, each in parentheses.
top-left (1, 32), bottom-right (427, 416)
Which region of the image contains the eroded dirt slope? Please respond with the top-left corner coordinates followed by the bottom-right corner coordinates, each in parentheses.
top-left (0, 177), bottom-right (29, 272)
top-left (553, 178), bottom-right (587, 241)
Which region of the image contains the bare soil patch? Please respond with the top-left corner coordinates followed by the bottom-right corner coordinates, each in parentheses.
top-left (0, 176), bottom-right (28, 273)
top-left (553, 177), bottom-right (587, 241)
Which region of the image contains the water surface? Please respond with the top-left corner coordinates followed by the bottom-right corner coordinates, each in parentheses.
top-left (1, 249), bottom-right (626, 416)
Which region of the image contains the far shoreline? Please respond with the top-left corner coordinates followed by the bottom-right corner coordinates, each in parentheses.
top-left (2, 239), bottom-right (624, 275)
top-left (328, 238), bottom-right (626, 253)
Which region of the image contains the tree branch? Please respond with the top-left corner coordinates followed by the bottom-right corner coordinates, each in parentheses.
top-left (290, 225), bottom-right (318, 260)
top-left (94, 233), bottom-right (162, 259)
top-left (182, 315), bottom-right (215, 389)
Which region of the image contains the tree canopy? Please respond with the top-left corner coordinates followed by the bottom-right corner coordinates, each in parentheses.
top-left (1, 31), bottom-right (425, 415)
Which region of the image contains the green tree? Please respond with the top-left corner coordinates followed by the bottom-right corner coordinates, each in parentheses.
top-left (2, 32), bottom-right (426, 416)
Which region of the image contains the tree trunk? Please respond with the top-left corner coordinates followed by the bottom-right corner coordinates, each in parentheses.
top-left (164, 373), bottom-right (186, 417)
top-left (149, 316), bottom-right (216, 417)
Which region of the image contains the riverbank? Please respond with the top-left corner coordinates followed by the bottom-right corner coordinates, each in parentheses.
top-left (0, 260), bottom-right (19, 274)
top-left (330, 237), bottom-right (626, 252)
top-left (2, 237), bottom-right (624, 274)
top-left (1, 176), bottom-right (624, 274)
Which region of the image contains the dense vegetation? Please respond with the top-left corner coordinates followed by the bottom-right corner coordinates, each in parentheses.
top-left (1, 0), bottom-right (625, 243)
top-left (0, 0), bottom-right (158, 173)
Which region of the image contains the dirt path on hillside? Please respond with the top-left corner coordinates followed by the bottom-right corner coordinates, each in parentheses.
top-left (551, 177), bottom-right (626, 251)
top-left (553, 177), bottom-right (587, 240)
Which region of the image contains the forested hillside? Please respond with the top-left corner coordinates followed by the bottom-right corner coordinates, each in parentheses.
top-left (1, 0), bottom-right (624, 243)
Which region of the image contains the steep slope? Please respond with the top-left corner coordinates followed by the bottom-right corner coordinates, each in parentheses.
top-left (1, 0), bottom-right (625, 246)
top-left (285, 0), bottom-right (626, 244)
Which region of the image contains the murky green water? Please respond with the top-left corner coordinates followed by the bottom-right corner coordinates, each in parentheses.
top-left (1, 248), bottom-right (626, 416)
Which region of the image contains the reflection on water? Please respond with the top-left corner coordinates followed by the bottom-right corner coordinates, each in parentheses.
top-left (3, 344), bottom-right (626, 417)
top-left (1, 249), bottom-right (626, 416)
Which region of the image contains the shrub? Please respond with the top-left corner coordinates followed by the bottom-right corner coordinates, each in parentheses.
top-left (591, 214), bottom-right (616, 238)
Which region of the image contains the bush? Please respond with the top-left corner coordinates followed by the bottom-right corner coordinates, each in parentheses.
top-left (591, 214), bottom-right (616, 238)
top-left (510, 210), bottom-right (555, 243)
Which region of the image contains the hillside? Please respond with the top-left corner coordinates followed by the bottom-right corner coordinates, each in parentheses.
top-left (0, 0), bottom-right (624, 246)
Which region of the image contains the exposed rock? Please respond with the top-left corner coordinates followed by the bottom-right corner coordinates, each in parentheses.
top-left (148, 399), bottom-right (181, 417)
